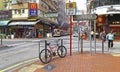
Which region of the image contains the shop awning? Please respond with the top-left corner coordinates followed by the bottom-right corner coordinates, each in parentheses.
top-left (8, 20), bottom-right (40, 26)
top-left (0, 20), bottom-right (10, 26)
top-left (40, 21), bottom-right (52, 26)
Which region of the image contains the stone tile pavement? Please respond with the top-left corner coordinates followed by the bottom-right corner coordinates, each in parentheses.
top-left (13, 53), bottom-right (120, 72)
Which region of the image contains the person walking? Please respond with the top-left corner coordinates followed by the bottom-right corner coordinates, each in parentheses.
top-left (106, 30), bottom-right (114, 49)
top-left (100, 31), bottom-right (106, 42)
top-left (91, 30), bottom-right (94, 40)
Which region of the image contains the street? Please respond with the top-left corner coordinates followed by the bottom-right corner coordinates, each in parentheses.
top-left (0, 36), bottom-right (120, 71)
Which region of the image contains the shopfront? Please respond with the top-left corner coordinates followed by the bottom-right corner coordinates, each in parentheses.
top-left (93, 5), bottom-right (120, 38)
top-left (8, 20), bottom-right (53, 38)
top-left (0, 10), bottom-right (12, 38)
top-left (0, 20), bottom-right (10, 38)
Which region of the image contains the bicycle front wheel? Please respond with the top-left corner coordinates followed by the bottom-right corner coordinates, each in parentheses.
top-left (39, 49), bottom-right (52, 64)
top-left (57, 46), bottom-right (67, 58)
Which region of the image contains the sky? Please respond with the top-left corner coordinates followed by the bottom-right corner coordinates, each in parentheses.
top-left (71, 0), bottom-right (87, 10)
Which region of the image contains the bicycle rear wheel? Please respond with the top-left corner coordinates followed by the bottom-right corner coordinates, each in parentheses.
top-left (39, 49), bottom-right (52, 64)
top-left (57, 46), bottom-right (67, 58)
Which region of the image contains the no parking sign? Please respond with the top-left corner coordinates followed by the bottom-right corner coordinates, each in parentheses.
top-left (66, 2), bottom-right (76, 15)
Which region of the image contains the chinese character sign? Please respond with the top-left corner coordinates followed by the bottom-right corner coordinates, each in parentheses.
top-left (29, 3), bottom-right (38, 16)
top-left (29, 3), bottom-right (38, 9)
top-left (29, 9), bottom-right (38, 16)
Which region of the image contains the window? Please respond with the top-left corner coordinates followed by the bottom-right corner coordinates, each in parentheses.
top-left (18, 9), bottom-right (21, 14)
top-left (22, 9), bottom-right (25, 13)
top-left (14, 9), bottom-right (17, 14)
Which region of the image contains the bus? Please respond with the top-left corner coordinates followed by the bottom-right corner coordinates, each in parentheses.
top-left (53, 28), bottom-right (61, 37)
top-left (52, 28), bottom-right (70, 37)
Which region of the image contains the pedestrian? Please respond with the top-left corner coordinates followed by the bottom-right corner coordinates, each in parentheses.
top-left (100, 31), bottom-right (106, 42)
top-left (91, 30), bottom-right (94, 40)
top-left (106, 30), bottom-right (114, 49)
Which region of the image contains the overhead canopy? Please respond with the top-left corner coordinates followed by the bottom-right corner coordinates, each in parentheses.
top-left (8, 20), bottom-right (40, 26)
top-left (40, 20), bottom-right (52, 26)
top-left (0, 20), bottom-right (10, 26)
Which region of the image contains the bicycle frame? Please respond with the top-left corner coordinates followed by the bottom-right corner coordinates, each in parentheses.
top-left (48, 44), bottom-right (57, 53)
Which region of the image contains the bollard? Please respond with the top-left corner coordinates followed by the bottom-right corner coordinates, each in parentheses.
top-left (1, 35), bottom-right (2, 45)
top-left (81, 38), bottom-right (83, 53)
top-left (45, 40), bottom-right (47, 55)
top-left (102, 40), bottom-right (104, 53)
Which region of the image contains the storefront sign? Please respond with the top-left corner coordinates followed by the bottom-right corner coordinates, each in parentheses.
top-left (0, 10), bottom-right (12, 19)
top-left (29, 9), bottom-right (38, 16)
top-left (73, 14), bottom-right (98, 21)
top-left (29, 3), bottom-right (38, 16)
top-left (107, 6), bottom-right (120, 12)
top-left (29, 3), bottom-right (38, 9)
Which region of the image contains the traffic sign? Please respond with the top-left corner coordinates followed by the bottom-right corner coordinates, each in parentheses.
top-left (66, 2), bottom-right (76, 15)
top-left (66, 2), bottom-right (76, 9)
top-left (66, 8), bottom-right (76, 15)
top-left (73, 14), bottom-right (98, 21)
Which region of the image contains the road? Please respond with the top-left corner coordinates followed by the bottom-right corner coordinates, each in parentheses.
top-left (0, 36), bottom-right (120, 71)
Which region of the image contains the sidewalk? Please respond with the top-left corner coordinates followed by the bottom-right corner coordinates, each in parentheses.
top-left (13, 53), bottom-right (120, 72)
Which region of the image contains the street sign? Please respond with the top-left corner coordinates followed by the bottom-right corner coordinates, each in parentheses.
top-left (66, 2), bottom-right (76, 9)
top-left (73, 14), bottom-right (98, 21)
top-left (66, 2), bottom-right (76, 15)
top-left (66, 8), bottom-right (76, 15)
top-left (29, 9), bottom-right (38, 16)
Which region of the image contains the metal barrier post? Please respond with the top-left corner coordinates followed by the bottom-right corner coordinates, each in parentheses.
top-left (102, 40), bottom-right (104, 53)
top-left (1, 35), bottom-right (2, 45)
top-left (38, 41), bottom-right (40, 55)
top-left (61, 39), bottom-right (63, 46)
top-left (45, 40), bottom-right (47, 56)
top-left (81, 38), bottom-right (83, 53)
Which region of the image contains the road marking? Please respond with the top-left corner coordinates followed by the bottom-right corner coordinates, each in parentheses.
top-left (18, 64), bottom-right (44, 72)
top-left (0, 58), bottom-right (40, 72)
top-left (7, 42), bottom-right (27, 47)
top-left (111, 53), bottom-right (120, 57)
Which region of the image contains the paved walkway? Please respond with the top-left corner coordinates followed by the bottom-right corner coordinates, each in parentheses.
top-left (13, 53), bottom-right (120, 72)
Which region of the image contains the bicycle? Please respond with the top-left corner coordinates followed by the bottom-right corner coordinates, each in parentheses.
top-left (39, 39), bottom-right (67, 64)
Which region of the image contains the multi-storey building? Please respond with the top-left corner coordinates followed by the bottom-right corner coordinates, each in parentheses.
top-left (0, 0), bottom-right (12, 37)
top-left (88, 0), bottom-right (120, 38)
top-left (58, 0), bottom-right (69, 30)
top-left (0, 0), bottom-right (69, 38)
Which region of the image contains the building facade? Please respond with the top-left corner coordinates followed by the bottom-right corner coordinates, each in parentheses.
top-left (0, 0), bottom-right (69, 38)
top-left (88, 0), bottom-right (120, 38)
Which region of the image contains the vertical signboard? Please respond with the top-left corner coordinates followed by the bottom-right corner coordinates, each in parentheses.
top-left (29, 3), bottom-right (38, 16)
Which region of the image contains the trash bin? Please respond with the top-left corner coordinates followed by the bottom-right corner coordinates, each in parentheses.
top-left (11, 34), bottom-right (14, 39)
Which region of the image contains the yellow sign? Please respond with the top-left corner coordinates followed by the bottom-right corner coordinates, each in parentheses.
top-left (66, 2), bottom-right (76, 9)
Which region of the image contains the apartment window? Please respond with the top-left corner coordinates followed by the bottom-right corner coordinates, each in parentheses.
top-left (22, 9), bottom-right (25, 13)
top-left (14, 9), bottom-right (17, 14)
top-left (18, 9), bottom-right (21, 14)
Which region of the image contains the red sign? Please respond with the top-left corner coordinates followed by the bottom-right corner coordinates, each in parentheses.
top-left (97, 16), bottom-right (105, 23)
top-left (29, 3), bottom-right (38, 9)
